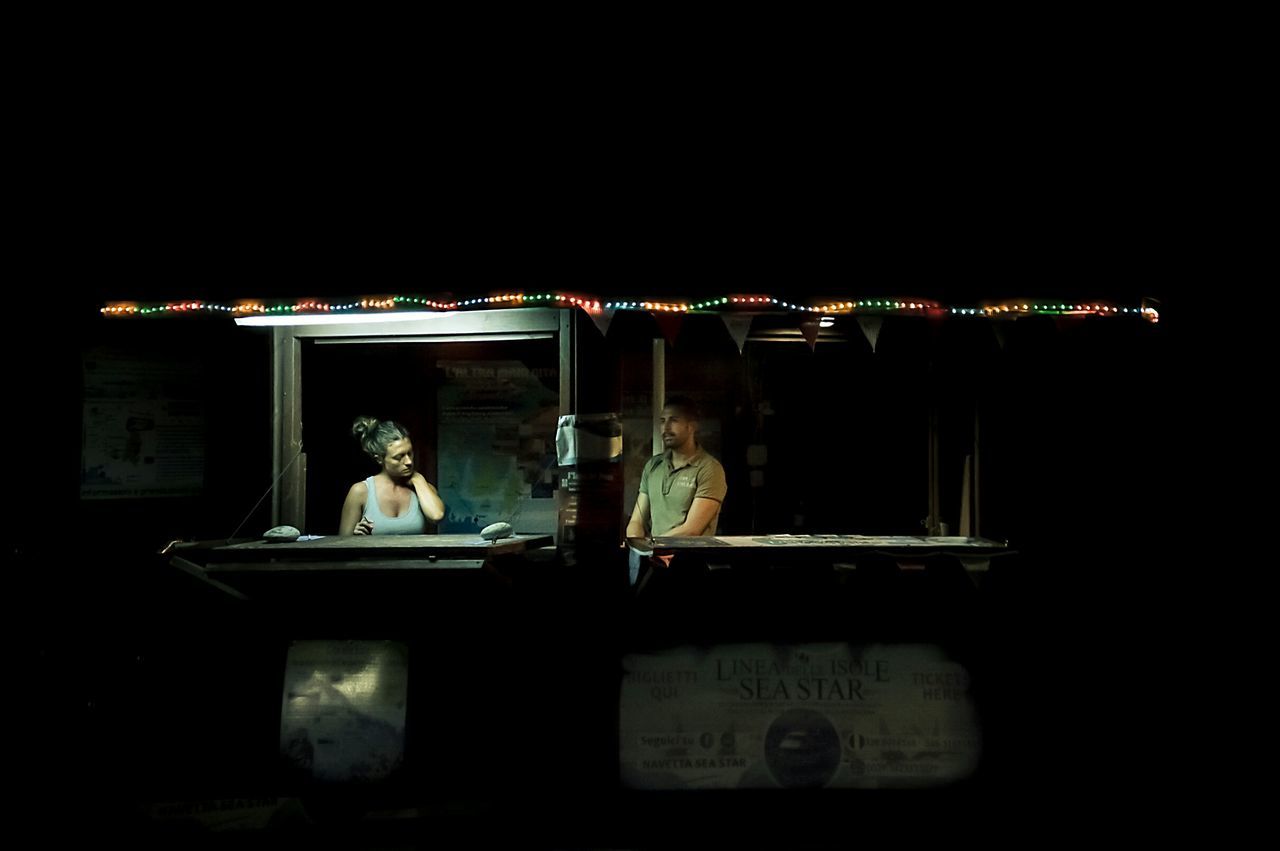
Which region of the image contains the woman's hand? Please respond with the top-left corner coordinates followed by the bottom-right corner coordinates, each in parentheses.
top-left (353, 515), bottom-right (374, 535)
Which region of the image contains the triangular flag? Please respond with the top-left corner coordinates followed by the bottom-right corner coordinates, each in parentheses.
top-left (857, 315), bottom-right (883, 353)
top-left (721, 314), bottom-right (755, 354)
top-left (798, 317), bottom-right (822, 351)
top-left (652, 312), bottom-right (683, 347)
top-left (586, 307), bottom-right (616, 338)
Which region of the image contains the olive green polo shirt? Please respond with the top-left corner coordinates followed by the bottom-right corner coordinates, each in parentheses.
top-left (638, 446), bottom-right (727, 536)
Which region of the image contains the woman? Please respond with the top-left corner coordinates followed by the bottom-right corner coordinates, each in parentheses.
top-left (339, 416), bottom-right (446, 535)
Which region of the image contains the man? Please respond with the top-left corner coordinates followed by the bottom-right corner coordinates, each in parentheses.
top-left (626, 396), bottom-right (727, 540)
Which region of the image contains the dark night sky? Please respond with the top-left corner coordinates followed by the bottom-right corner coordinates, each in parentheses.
top-left (26, 29), bottom-right (1200, 329)
top-left (14, 45), bottom-right (1198, 842)
top-left (51, 103), bottom-right (1184, 312)
top-left (76, 213), bottom-right (1173, 309)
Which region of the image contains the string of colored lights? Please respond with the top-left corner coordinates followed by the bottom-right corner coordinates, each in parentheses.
top-left (101, 293), bottom-right (1159, 322)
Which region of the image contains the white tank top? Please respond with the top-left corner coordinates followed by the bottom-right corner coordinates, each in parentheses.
top-left (363, 476), bottom-right (426, 535)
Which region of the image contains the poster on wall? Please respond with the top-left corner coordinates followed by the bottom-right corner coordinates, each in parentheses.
top-left (436, 360), bottom-right (559, 533)
top-left (620, 642), bottom-right (982, 790)
top-left (80, 350), bottom-right (205, 499)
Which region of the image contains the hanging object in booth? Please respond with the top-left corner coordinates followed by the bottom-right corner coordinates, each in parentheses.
top-left (555, 414), bottom-right (623, 466)
top-left (720, 314), bottom-right (755, 354)
top-left (857, 315), bottom-right (883, 354)
top-left (798, 316), bottom-right (822, 351)
top-left (101, 293), bottom-right (1161, 326)
top-left (586, 306), bottom-right (616, 338)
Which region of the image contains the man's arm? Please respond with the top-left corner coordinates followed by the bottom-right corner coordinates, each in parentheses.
top-left (663, 460), bottom-right (726, 536)
top-left (662, 496), bottom-right (720, 537)
top-left (626, 492), bottom-right (651, 539)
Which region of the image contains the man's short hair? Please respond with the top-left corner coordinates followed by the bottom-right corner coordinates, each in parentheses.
top-left (663, 396), bottom-right (700, 421)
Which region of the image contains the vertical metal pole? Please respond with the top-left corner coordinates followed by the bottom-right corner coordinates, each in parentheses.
top-left (271, 329), bottom-right (305, 529)
top-left (926, 356), bottom-right (941, 536)
top-left (559, 309), bottom-right (573, 416)
top-left (271, 328), bottom-right (283, 525)
top-left (973, 401), bottom-right (981, 538)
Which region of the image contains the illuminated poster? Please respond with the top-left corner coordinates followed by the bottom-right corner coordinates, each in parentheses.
top-left (436, 360), bottom-right (559, 534)
top-left (620, 642), bottom-right (981, 789)
top-left (280, 640), bottom-right (409, 783)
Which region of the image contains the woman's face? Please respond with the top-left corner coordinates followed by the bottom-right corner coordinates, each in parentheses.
top-left (379, 437), bottom-right (414, 480)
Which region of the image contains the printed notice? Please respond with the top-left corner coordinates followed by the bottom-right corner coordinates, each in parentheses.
top-left (80, 350), bottom-right (204, 498)
top-left (620, 643), bottom-right (981, 789)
